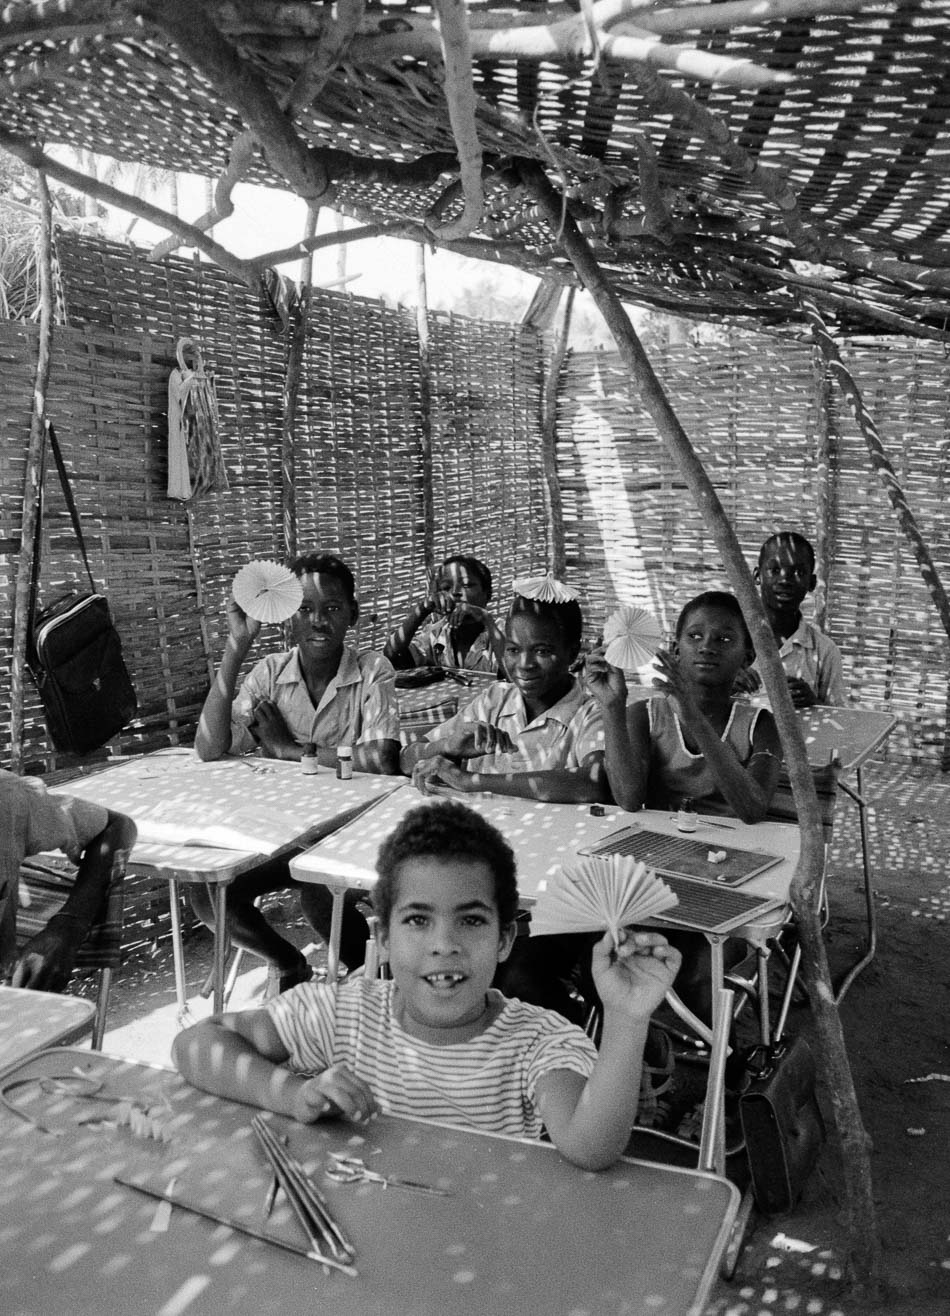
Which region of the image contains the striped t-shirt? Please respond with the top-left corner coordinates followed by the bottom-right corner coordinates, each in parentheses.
top-left (266, 977), bottom-right (597, 1141)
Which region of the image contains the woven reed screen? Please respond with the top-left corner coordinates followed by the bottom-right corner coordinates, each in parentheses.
top-left (557, 339), bottom-right (950, 769)
top-left (1, 233), bottom-right (548, 774)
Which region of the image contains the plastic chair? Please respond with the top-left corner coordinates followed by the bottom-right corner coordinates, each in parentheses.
top-left (16, 854), bottom-right (125, 1050)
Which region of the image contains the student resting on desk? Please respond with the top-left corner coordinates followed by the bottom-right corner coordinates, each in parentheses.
top-left (736, 531), bottom-right (846, 708)
top-left (585, 590), bottom-right (782, 1022)
top-left (192, 551), bottom-right (401, 990)
top-left (0, 770), bottom-right (135, 991)
top-left (384, 553), bottom-right (506, 674)
top-left (173, 801), bottom-right (681, 1171)
top-left (400, 575), bottom-right (609, 805)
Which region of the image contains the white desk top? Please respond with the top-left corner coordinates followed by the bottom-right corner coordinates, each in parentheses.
top-left (290, 791), bottom-right (799, 938)
top-left (0, 1046), bottom-right (739, 1316)
top-left (0, 986), bottom-right (95, 1071)
top-left (51, 749), bottom-right (404, 858)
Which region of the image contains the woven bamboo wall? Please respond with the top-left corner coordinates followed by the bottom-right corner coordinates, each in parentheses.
top-left (1, 234), bottom-right (549, 773)
top-left (557, 338), bottom-right (950, 768)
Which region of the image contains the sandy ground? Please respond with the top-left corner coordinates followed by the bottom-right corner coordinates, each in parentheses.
top-left (94, 760), bottom-right (950, 1315)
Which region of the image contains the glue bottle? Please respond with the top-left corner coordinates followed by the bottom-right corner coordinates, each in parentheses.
top-left (301, 743), bottom-right (319, 775)
top-left (336, 745), bottom-right (353, 781)
top-left (676, 797), bottom-right (698, 832)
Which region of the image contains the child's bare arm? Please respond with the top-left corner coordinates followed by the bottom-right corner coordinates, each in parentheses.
top-left (586, 652), bottom-right (653, 812)
top-left (171, 1010), bottom-right (378, 1124)
top-left (535, 932), bottom-right (681, 1170)
top-left (413, 752), bottom-right (612, 804)
top-left (195, 601), bottom-right (261, 760)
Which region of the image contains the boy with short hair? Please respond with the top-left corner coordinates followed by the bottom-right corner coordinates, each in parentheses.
top-left (173, 800), bottom-right (681, 1171)
top-left (744, 531), bottom-right (846, 708)
top-left (400, 586), bottom-right (610, 804)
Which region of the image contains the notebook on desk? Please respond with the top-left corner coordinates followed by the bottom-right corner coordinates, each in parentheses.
top-left (578, 826), bottom-right (786, 935)
top-left (580, 825), bottom-right (782, 887)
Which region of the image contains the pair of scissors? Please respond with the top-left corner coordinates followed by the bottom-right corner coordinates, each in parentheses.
top-left (324, 1153), bottom-right (451, 1197)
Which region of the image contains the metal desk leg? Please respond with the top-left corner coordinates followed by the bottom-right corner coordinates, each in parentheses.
top-left (167, 880), bottom-right (189, 1022)
top-left (834, 763), bottom-right (877, 1002)
top-left (211, 882), bottom-right (229, 1016)
top-left (325, 886), bottom-right (345, 982)
top-left (698, 946), bottom-right (731, 1176)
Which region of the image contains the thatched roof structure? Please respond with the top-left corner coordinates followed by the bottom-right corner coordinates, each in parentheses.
top-left (1, 1), bottom-right (949, 337)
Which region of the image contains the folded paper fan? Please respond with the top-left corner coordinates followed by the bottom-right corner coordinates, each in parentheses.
top-left (512, 574), bottom-right (578, 603)
top-left (232, 560), bottom-right (303, 624)
top-left (602, 605), bottom-right (665, 670)
top-left (530, 855), bottom-right (678, 946)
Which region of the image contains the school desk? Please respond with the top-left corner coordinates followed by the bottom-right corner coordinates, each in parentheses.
top-left (0, 986), bottom-right (96, 1069)
top-left (0, 1046), bottom-right (739, 1316)
top-left (49, 750), bottom-right (404, 1015)
top-left (290, 793), bottom-right (800, 1173)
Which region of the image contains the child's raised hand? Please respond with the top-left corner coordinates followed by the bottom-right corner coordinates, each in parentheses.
top-left (226, 597), bottom-right (261, 649)
top-left (293, 1063), bottom-right (378, 1125)
top-left (584, 647), bottom-right (628, 711)
top-left (591, 929), bottom-right (681, 1020)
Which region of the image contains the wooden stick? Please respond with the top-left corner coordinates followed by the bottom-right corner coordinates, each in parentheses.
top-left (252, 1116), bottom-right (355, 1262)
top-left (115, 1173), bottom-right (357, 1276)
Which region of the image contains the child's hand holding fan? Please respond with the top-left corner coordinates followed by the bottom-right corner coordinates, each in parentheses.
top-left (530, 855), bottom-right (678, 948)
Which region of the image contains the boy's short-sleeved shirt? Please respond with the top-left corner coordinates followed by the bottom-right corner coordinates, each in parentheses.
top-left (423, 677), bottom-right (604, 773)
top-left (0, 770), bottom-right (108, 961)
top-left (409, 616), bottom-right (499, 674)
top-left (230, 644), bottom-right (399, 755)
top-left (754, 618), bottom-right (846, 706)
top-left (266, 977), bottom-right (597, 1140)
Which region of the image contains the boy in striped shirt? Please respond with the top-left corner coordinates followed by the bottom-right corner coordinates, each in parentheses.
top-left (173, 801), bottom-right (680, 1170)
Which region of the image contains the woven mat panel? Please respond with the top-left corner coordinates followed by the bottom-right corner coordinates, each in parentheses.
top-left (3, 233), bottom-right (551, 767)
top-left (0, 319), bottom-right (211, 772)
top-left (426, 311), bottom-right (549, 606)
top-left (292, 286), bottom-right (422, 652)
top-left (557, 336), bottom-right (950, 769)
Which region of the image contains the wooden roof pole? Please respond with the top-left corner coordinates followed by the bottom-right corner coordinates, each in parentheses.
top-left (520, 158), bottom-right (882, 1299)
top-left (540, 286), bottom-right (574, 576)
top-left (9, 169), bottom-right (54, 771)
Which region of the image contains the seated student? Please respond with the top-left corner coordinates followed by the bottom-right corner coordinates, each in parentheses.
top-left (400, 582), bottom-right (610, 805)
top-left (192, 551), bottom-right (400, 989)
top-left (400, 579), bottom-right (609, 1019)
top-left (586, 590), bottom-right (782, 1022)
top-left (384, 553), bottom-right (505, 674)
top-left (1, 771), bottom-right (135, 991)
top-left (173, 800), bottom-right (681, 1171)
top-left (738, 531), bottom-right (846, 708)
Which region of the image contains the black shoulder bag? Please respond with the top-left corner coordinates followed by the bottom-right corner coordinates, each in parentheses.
top-left (27, 421), bottom-right (138, 755)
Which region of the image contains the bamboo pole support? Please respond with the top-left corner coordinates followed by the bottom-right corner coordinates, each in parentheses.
top-left (10, 170), bottom-right (55, 771)
top-left (521, 158), bottom-right (883, 1299)
top-left (414, 244), bottom-right (435, 571)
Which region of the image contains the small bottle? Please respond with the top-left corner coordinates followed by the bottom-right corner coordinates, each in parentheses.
top-left (301, 743), bottom-right (319, 775)
top-left (336, 745), bottom-right (353, 781)
top-left (676, 797), bottom-right (698, 832)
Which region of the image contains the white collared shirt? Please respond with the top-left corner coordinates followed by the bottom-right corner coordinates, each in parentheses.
top-left (754, 618), bottom-right (846, 706)
top-left (230, 644), bottom-right (399, 754)
top-left (425, 677), bottom-right (604, 773)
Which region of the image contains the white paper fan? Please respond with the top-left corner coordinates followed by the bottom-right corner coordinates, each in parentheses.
top-left (530, 855), bottom-right (678, 946)
top-left (602, 605), bottom-right (665, 670)
top-left (512, 574), bottom-right (578, 603)
top-left (232, 560), bottom-right (303, 624)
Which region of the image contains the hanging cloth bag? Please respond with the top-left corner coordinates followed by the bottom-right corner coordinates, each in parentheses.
top-left (27, 421), bottom-right (138, 755)
top-left (167, 336), bottom-right (229, 500)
